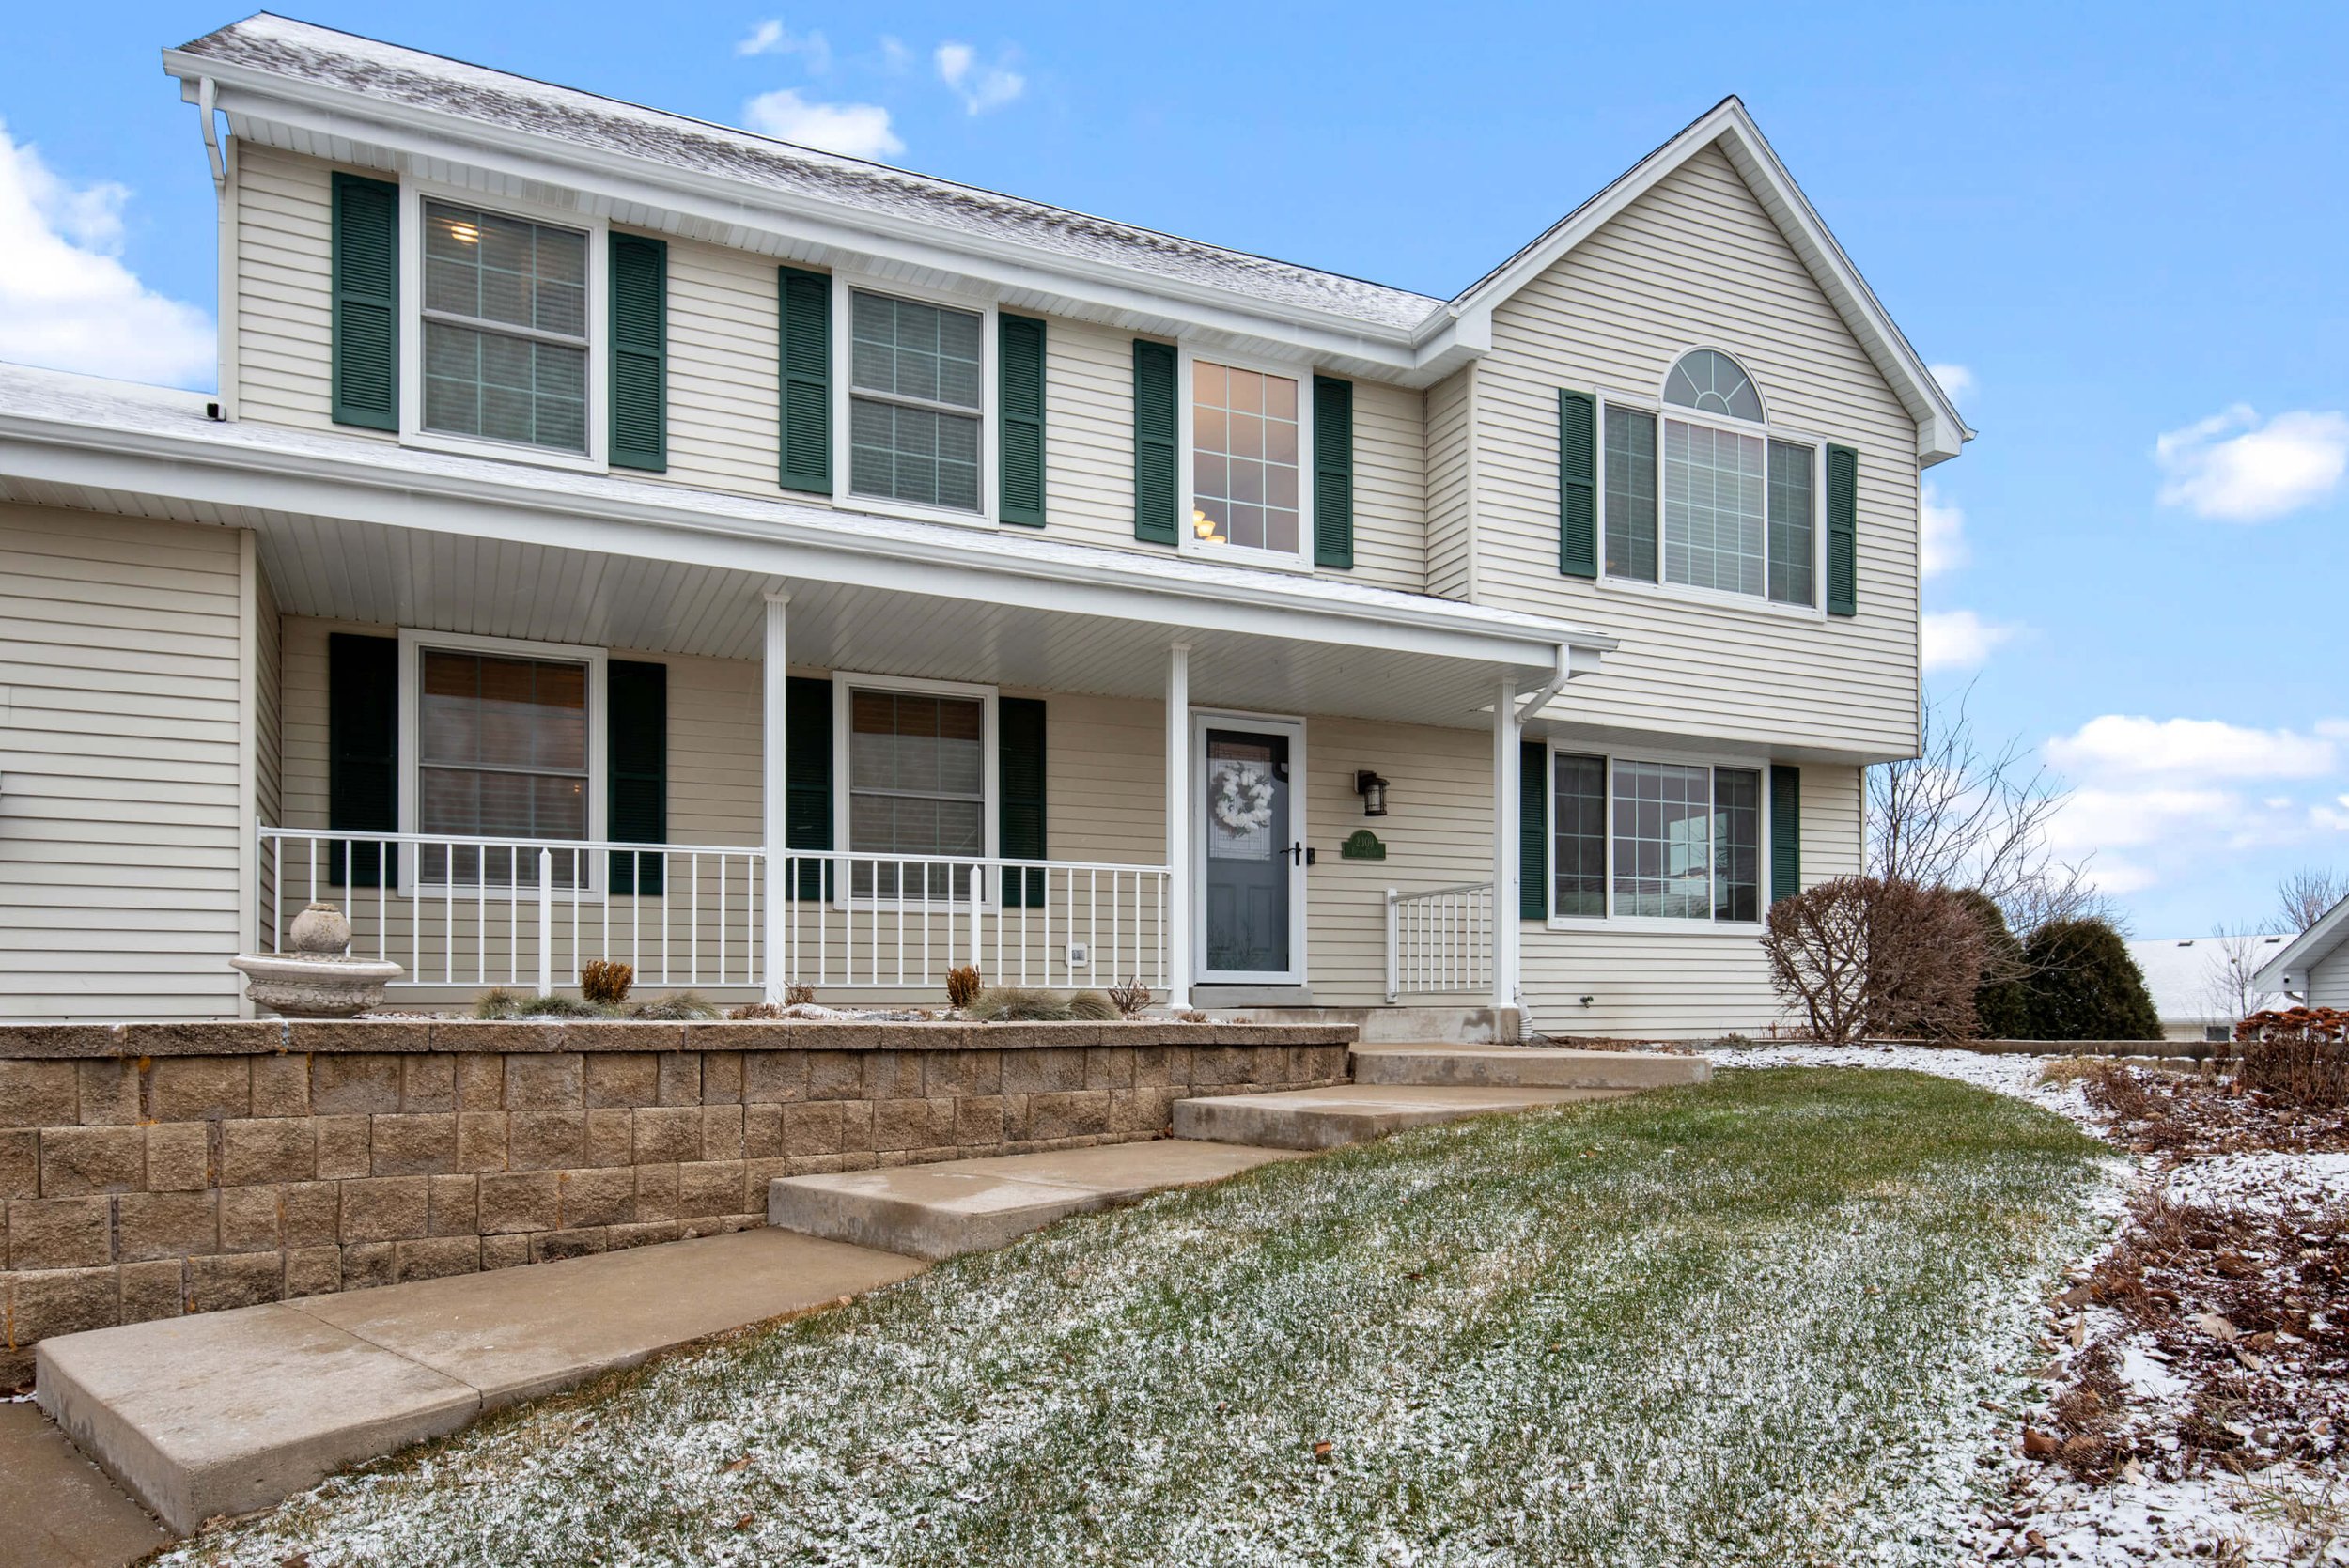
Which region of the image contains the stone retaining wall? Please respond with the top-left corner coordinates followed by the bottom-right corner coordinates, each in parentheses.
top-left (0, 1020), bottom-right (1352, 1384)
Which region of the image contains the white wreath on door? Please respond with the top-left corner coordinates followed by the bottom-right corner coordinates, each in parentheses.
top-left (1209, 762), bottom-right (1277, 836)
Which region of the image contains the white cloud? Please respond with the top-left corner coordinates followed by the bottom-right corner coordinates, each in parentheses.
top-left (1921, 609), bottom-right (2016, 671)
top-left (934, 42), bottom-right (1025, 114)
top-left (2047, 786), bottom-right (2240, 853)
top-left (2083, 856), bottom-right (2157, 897)
top-left (736, 19), bottom-right (832, 71)
top-left (2311, 794), bottom-right (2349, 832)
top-left (879, 36), bottom-right (911, 73)
top-left (1921, 482), bottom-right (1967, 577)
top-left (1928, 362), bottom-right (1974, 408)
top-left (741, 90), bottom-right (903, 158)
top-left (2155, 404), bottom-right (2349, 521)
top-left (0, 120), bottom-right (213, 387)
top-left (2045, 715), bottom-right (2338, 783)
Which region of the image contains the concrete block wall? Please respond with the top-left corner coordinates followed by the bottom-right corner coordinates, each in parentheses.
top-left (0, 1019), bottom-right (1352, 1383)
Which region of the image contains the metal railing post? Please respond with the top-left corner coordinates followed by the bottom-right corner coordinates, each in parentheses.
top-left (537, 848), bottom-right (554, 997)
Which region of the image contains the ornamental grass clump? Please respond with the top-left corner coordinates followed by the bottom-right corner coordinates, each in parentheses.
top-left (473, 988), bottom-right (602, 1020)
top-left (626, 990), bottom-right (722, 1021)
top-left (967, 986), bottom-right (1072, 1022)
top-left (579, 960), bottom-right (634, 1007)
top-left (944, 965), bottom-right (983, 1009)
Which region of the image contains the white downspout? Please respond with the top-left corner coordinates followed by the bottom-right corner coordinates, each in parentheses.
top-left (199, 78), bottom-right (240, 420)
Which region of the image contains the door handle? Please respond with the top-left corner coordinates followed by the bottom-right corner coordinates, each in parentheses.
top-left (1289, 843), bottom-right (1314, 866)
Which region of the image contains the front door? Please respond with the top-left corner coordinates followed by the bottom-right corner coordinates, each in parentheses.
top-left (1196, 718), bottom-right (1305, 984)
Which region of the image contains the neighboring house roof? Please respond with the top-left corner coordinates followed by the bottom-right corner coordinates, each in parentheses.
top-left (163, 15), bottom-right (1969, 454)
top-left (2254, 894), bottom-right (2349, 995)
top-left (2127, 934), bottom-right (2294, 1024)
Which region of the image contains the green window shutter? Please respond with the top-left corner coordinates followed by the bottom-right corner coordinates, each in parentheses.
top-left (1132, 338), bottom-right (1178, 544)
top-left (327, 632), bottom-right (398, 888)
top-left (999, 697), bottom-right (1048, 908)
top-left (608, 235), bottom-right (667, 472)
top-left (1557, 389), bottom-right (1597, 578)
top-left (999, 314), bottom-right (1047, 527)
top-left (607, 660), bottom-right (668, 895)
top-left (1312, 374), bottom-right (1354, 569)
top-left (1518, 740), bottom-right (1548, 921)
top-left (778, 267), bottom-right (832, 495)
top-left (1769, 764), bottom-right (1802, 905)
top-left (330, 173), bottom-right (399, 432)
top-left (1825, 443), bottom-right (1859, 616)
top-left (785, 675), bottom-right (834, 900)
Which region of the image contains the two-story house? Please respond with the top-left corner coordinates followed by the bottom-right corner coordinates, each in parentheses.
top-left (0, 15), bottom-right (1966, 1035)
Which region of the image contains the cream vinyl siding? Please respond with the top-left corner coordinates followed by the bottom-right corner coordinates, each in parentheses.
top-left (1519, 759), bottom-right (1862, 1039)
top-left (657, 236), bottom-right (798, 504)
top-left (1424, 366), bottom-right (1474, 600)
top-left (1473, 143), bottom-right (1921, 757)
top-left (0, 505), bottom-right (247, 1019)
top-left (1303, 717), bottom-right (1493, 1006)
top-left (232, 143), bottom-right (381, 439)
top-left (1346, 378), bottom-right (1427, 591)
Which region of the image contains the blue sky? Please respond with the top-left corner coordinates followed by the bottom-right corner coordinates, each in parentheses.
top-left (4, 2), bottom-right (2345, 936)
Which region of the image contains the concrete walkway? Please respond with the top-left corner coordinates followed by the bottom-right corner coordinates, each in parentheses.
top-left (0, 1402), bottom-right (171, 1568)
top-left (38, 1229), bottom-right (922, 1536)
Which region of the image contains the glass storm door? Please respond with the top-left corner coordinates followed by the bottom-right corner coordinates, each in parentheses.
top-left (1198, 722), bottom-right (1303, 982)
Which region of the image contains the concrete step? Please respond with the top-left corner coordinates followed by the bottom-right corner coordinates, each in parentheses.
top-left (768, 1140), bottom-right (1304, 1261)
top-left (1171, 1083), bottom-right (1630, 1151)
top-left (1350, 1044), bottom-right (1712, 1091)
top-left (1221, 1005), bottom-right (1520, 1044)
top-left (35, 1229), bottom-right (921, 1536)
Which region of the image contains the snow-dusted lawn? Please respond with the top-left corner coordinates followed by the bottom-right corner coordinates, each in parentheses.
top-left (167, 1070), bottom-right (2103, 1568)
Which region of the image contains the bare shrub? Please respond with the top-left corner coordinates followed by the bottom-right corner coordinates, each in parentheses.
top-left (580, 959), bottom-right (634, 1007)
top-left (1107, 975), bottom-right (1154, 1018)
top-left (2233, 1009), bottom-right (2349, 1108)
top-left (784, 983), bottom-right (816, 1007)
top-left (1761, 876), bottom-right (1983, 1043)
top-left (2277, 867), bottom-right (2349, 933)
top-left (728, 1002), bottom-right (783, 1020)
top-left (944, 965), bottom-right (983, 1009)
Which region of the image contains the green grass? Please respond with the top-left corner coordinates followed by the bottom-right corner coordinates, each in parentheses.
top-left (170, 1070), bottom-right (2108, 1568)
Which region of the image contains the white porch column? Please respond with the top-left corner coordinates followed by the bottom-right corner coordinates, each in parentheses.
top-left (1164, 643), bottom-right (1191, 1012)
top-left (761, 591), bottom-right (789, 1004)
top-left (1492, 675), bottom-right (1519, 1015)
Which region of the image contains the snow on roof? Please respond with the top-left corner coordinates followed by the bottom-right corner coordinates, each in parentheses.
top-left (0, 362), bottom-right (1607, 649)
top-left (2124, 934), bottom-right (2294, 1024)
top-left (173, 15), bottom-right (1446, 334)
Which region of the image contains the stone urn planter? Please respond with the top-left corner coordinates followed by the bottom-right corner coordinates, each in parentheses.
top-left (229, 902), bottom-right (403, 1018)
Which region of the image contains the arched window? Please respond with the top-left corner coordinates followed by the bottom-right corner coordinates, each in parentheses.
top-left (1594, 348), bottom-right (1817, 607)
top-left (1662, 349), bottom-right (1764, 422)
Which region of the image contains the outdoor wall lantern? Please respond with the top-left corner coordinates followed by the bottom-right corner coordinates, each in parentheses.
top-left (1353, 770), bottom-right (1391, 817)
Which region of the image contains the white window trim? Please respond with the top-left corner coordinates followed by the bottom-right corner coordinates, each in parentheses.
top-left (1176, 344), bottom-right (1316, 575)
top-left (832, 269), bottom-right (1000, 531)
top-left (1593, 380), bottom-right (1829, 624)
top-left (829, 669), bottom-right (1002, 910)
top-left (1191, 708), bottom-right (1310, 985)
top-left (1542, 737), bottom-right (1771, 934)
top-left (396, 628), bottom-right (610, 899)
top-left (397, 178), bottom-right (611, 474)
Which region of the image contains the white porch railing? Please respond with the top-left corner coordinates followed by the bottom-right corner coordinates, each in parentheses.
top-left (257, 829), bottom-right (1171, 998)
top-left (772, 851), bottom-right (1170, 992)
top-left (259, 828), bottom-right (766, 993)
top-left (1385, 881), bottom-right (1496, 1002)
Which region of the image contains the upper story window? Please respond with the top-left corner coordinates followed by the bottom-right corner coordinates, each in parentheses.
top-left (1189, 361), bottom-right (1304, 561)
top-left (421, 202), bottom-right (591, 455)
top-left (848, 291), bottom-right (985, 515)
top-left (1604, 349), bottom-right (1817, 609)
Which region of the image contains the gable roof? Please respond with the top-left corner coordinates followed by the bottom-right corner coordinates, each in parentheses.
top-left (164, 16), bottom-right (1966, 448)
top-left (2255, 894), bottom-right (2349, 994)
top-left (1441, 97), bottom-right (1971, 464)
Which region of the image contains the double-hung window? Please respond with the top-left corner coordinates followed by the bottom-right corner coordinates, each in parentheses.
top-left (420, 200), bottom-right (592, 456)
top-left (1602, 349), bottom-right (1819, 610)
top-left (835, 675), bottom-right (997, 901)
top-left (847, 289), bottom-right (988, 517)
top-left (1550, 749), bottom-right (1763, 925)
top-left (1182, 352), bottom-right (1312, 567)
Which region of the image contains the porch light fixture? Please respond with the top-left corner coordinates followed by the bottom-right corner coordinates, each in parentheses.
top-left (1353, 770), bottom-right (1390, 817)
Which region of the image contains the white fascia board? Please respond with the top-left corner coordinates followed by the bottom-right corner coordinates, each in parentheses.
top-left (2254, 899), bottom-right (2349, 993)
top-left (1434, 99), bottom-right (1972, 464)
top-left (0, 420), bottom-right (1608, 670)
top-left (176, 63), bottom-right (1465, 386)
